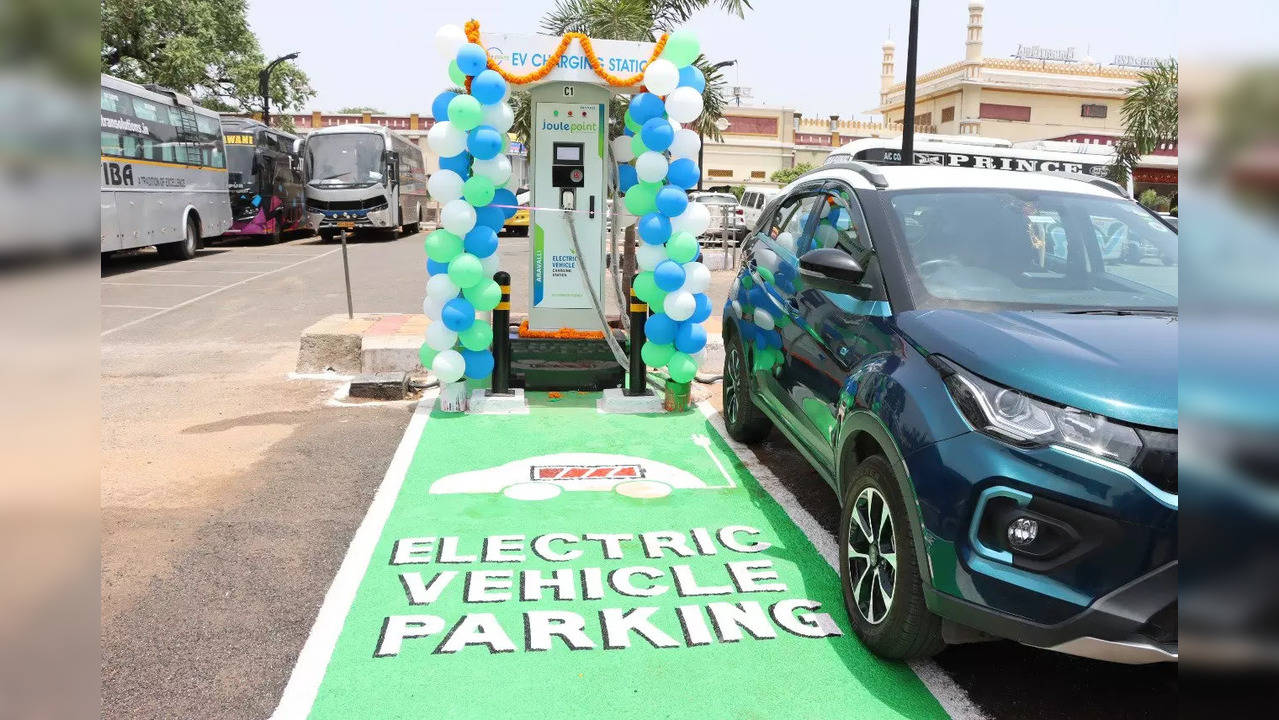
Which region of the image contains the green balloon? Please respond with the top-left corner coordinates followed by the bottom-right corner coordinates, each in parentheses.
top-left (757, 265), bottom-right (775, 286)
top-left (773, 311), bottom-right (790, 328)
top-left (458, 320), bottom-right (494, 351)
top-left (448, 252), bottom-right (485, 289)
top-left (501, 133), bottom-right (510, 153)
top-left (463, 175), bottom-right (496, 207)
top-left (631, 133), bottom-right (647, 158)
top-left (633, 271), bottom-right (660, 304)
top-left (623, 183), bottom-right (658, 216)
top-left (667, 351), bottom-right (698, 383)
top-left (740, 273), bottom-right (755, 289)
top-left (624, 110), bottom-right (641, 132)
top-left (666, 231), bottom-right (699, 263)
top-left (662, 30), bottom-right (701, 67)
top-left (447, 94), bottom-right (483, 131)
top-left (752, 348), bottom-right (772, 372)
top-left (641, 341), bottom-right (675, 368)
top-left (424, 229), bottom-right (463, 263)
top-left (464, 278), bottom-right (502, 311)
top-left (418, 343), bottom-right (438, 368)
top-left (448, 59), bottom-right (466, 86)
top-left (650, 286), bottom-right (668, 309)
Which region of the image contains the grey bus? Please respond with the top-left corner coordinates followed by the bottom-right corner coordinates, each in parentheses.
top-left (304, 124), bottom-right (427, 239)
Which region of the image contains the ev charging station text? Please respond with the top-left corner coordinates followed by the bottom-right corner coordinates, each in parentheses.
top-left (376, 526), bottom-right (843, 656)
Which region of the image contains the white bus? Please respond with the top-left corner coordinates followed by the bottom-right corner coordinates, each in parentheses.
top-left (100, 74), bottom-right (232, 259)
top-left (304, 124), bottom-right (427, 239)
top-left (826, 134), bottom-right (1117, 185)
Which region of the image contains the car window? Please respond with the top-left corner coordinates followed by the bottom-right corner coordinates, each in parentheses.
top-left (766, 193), bottom-right (822, 263)
top-left (811, 186), bottom-right (872, 258)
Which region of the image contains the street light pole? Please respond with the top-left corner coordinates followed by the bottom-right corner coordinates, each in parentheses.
top-left (698, 59), bottom-right (737, 191)
top-left (259, 51), bottom-right (300, 127)
top-left (900, 0), bottom-right (920, 166)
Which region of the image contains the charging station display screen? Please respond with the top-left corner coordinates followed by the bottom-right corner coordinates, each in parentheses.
top-left (555, 145), bottom-right (581, 162)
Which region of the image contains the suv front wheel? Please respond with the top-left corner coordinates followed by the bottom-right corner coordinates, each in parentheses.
top-left (722, 328), bottom-right (771, 443)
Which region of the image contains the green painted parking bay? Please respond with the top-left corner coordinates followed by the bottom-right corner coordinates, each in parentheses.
top-left (273, 393), bottom-right (948, 720)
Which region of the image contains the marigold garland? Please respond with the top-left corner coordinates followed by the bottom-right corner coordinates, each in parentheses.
top-left (517, 319), bottom-right (605, 340)
top-left (464, 19), bottom-right (668, 87)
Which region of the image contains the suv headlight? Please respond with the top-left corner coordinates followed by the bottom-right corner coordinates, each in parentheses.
top-left (934, 356), bottom-right (1143, 465)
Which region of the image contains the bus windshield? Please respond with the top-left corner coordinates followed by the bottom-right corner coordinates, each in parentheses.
top-left (226, 144), bottom-right (255, 187)
top-left (886, 188), bottom-right (1178, 312)
top-left (307, 133), bottom-right (384, 187)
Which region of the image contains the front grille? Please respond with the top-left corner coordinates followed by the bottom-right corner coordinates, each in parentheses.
top-left (1137, 602), bottom-right (1177, 645)
top-left (1133, 428), bottom-right (1177, 495)
top-left (306, 196), bottom-right (387, 212)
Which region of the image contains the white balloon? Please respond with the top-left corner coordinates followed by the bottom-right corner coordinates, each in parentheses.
top-left (423, 295), bottom-right (445, 320)
top-left (427, 170), bottom-right (464, 203)
top-left (671, 202), bottom-right (711, 236)
top-left (432, 349), bottom-right (466, 383)
top-left (775, 231), bottom-right (796, 254)
top-left (427, 121), bottom-right (467, 157)
top-left (472, 155), bottom-right (511, 185)
top-left (434, 24), bottom-right (467, 58)
top-left (815, 223), bottom-right (839, 248)
top-left (682, 261), bottom-right (710, 293)
top-left (611, 134), bottom-right (634, 163)
top-left (643, 58), bottom-right (680, 95)
top-left (635, 151), bottom-right (669, 184)
top-left (754, 247), bottom-right (780, 274)
top-left (426, 272), bottom-right (460, 301)
top-left (664, 290), bottom-right (696, 321)
top-left (636, 242), bottom-right (667, 271)
top-left (753, 308), bottom-right (776, 331)
top-left (441, 199), bottom-right (476, 235)
top-left (425, 321), bottom-right (459, 351)
top-left (669, 128), bottom-right (701, 159)
top-left (665, 87), bottom-right (704, 124)
top-left (481, 101), bottom-right (514, 133)
top-left (480, 253), bottom-right (500, 277)
top-left (731, 299), bottom-right (743, 316)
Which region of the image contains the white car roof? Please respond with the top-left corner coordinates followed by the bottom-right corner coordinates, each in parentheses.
top-left (791, 164), bottom-right (1121, 198)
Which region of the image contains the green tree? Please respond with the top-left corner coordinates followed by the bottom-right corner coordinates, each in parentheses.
top-left (770, 162), bottom-right (814, 185)
top-left (1107, 59), bottom-right (1178, 184)
top-left (338, 106), bottom-right (384, 115)
top-left (101, 0), bottom-right (314, 124)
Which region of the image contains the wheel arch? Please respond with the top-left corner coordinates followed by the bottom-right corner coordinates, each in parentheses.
top-left (182, 205), bottom-right (202, 243)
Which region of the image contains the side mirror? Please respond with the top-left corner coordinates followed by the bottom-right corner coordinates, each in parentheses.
top-left (798, 247), bottom-right (873, 298)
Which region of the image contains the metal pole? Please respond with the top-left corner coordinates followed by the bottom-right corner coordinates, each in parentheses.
top-left (489, 271), bottom-right (511, 395)
top-left (626, 278), bottom-right (648, 396)
top-left (339, 228), bottom-right (353, 319)
top-left (901, 0), bottom-right (921, 166)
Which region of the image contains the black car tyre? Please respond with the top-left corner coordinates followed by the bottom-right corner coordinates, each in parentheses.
top-left (839, 455), bottom-right (945, 659)
top-left (722, 328), bottom-right (771, 444)
top-left (159, 215), bottom-right (199, 260)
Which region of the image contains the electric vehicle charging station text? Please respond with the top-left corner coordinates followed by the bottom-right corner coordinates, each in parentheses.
top-left (528, 82), bottom-right (610, 332)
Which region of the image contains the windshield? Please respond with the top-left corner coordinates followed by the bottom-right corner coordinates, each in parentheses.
top-left (307, 133), bottom-right (385, 187)
top-left (887, 188), bottom-right (1178, 312)
top-left (226, 145), bottom-right (255, 187)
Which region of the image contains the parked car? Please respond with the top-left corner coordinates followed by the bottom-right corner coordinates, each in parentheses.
top-left (740, 187), bottom-right (782, 233)
top-left (689, 191), bottom-right (745, 245)
top-left (722, 162), bottom-right (1178, 664)
top-left (502, 188), bottom-right (530, 236)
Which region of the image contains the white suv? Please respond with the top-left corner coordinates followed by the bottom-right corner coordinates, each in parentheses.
top-left (689, 191), bottom-right (745, 245)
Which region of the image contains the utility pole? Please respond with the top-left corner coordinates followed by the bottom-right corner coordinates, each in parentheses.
top-left (697, 59), bottom-right (737, 191)
top-left (900, 0), bottom-right (920, 165)
top-left (259, 51), bottom-right (300, 127)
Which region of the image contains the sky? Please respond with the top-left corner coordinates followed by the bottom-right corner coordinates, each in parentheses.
top-left (247, 0), bottom-right (1178, 120)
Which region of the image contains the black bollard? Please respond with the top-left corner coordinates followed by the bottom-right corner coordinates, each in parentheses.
top-left (490, 271), bottom-right (512, 395)
top-left (626, 278), bottom-right (648, 396)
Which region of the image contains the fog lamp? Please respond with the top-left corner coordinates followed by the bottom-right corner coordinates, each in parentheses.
top-left (1007, 517), bottom-right (1039, 548)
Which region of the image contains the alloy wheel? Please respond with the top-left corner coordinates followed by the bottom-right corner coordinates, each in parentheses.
top-left (846, 486), bottom-right (897, 625)
top-left (724, 345), bottom-right (743, 425)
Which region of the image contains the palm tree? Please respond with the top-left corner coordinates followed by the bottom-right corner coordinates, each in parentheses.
top-left (1108, 59), bottom-right (1178, 184)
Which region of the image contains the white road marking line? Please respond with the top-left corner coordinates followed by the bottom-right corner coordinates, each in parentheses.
top-left (102, 304), bottom-right (170, 310)
top-left (101, 282), bottom-right (225, 288)
top-left (101, 249), bottom-right (339, 336)
top-left (270, 394), bottom-right (436, 720)
top-left (145, 269), bottom-right (264, 274)
top-left (183, 260), bottom-right (304, 265)
top-left (691, 433), bottom-right (736, 488)
top-left (696, 402), bottom-right (988, 720)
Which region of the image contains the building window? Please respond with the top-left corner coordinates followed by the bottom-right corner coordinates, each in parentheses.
top-left (1081, 103), bottom-right (1108, 119)
top-left (941, 106), bottom-right (955, 123)
top-left (979, 103), bottom-right (1032, 122)
top-left (708, 169), bottom-right (733, 178)
top-left (750, 170), bottom-right (766, 179)
top-left (914, 112), bottom-right (931, 126)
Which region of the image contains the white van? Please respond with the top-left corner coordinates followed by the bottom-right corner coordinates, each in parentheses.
top-left (739, 187), bottom-right (781, 232)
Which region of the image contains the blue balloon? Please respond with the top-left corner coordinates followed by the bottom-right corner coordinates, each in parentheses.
top-left (738, 318), bottom-right (757, 343)
top-left (675, 321), bottom-right (708, 354)
top-left (667, 158), bottom-right (699, 190)
top-left (754, 333), bottom-right (768, 351)
top-left (475, 204), bottom-right (505, 231)
top-left (464, 225), bottom-right (499, 258)
top-left (461, 348), bottom-right (495, 380)
top-left (690, 292), bottom-right (713, 323)
top-left (431, 91), bottom-right (457, 123)
top-left (456, 43), bottom-right (488, 76)
top-left (645, 313), bottom-right (677, 345)
top-left (638, 213), bottom-right (672, 245)
top-left (630, 93), bottom-right (666, 123)
top-left (766, 329), bottom-right (783, 348)
top-left (640, 117), bottom-right (674, 152)
top-left (655, 185), bottom-right (689, 217)
top-left (678, 65), bottom-right (706, 93)
top-left (492, 188), bottom-right (518, 219)
top-left (471, 70), bottom-right (506, 105)
top-left (442, 297), bottom-right (476, 331)
top-left (439, 152), bottom-right (471, 175)
top-left (654, 260), bottom-right (686, 292)
top-left (467, 126), bottom-right (503, 160)
top-left (427, 258), bottom-right (449, 275)
top-left (618, 164), bottom-right (638, 192)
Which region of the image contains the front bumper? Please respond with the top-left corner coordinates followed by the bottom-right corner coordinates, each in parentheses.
top-left (310, 206), bottom-right (393, 230)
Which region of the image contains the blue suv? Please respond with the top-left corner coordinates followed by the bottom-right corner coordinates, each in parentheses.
top-left (721, 163), bottom-right (1177, 663)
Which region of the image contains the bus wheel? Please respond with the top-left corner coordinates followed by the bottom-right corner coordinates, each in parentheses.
top-left (404, 206), bottom-right (422, 234)
top-left (159, 216), bottom-right (199, 260)
top-left (268, 221), bottom-right (283, 245)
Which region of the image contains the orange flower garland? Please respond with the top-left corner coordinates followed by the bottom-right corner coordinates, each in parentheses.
top-left (463, 19), bottom-right (668, 88)
top-left (517, 319), bottom-right (605, 340)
